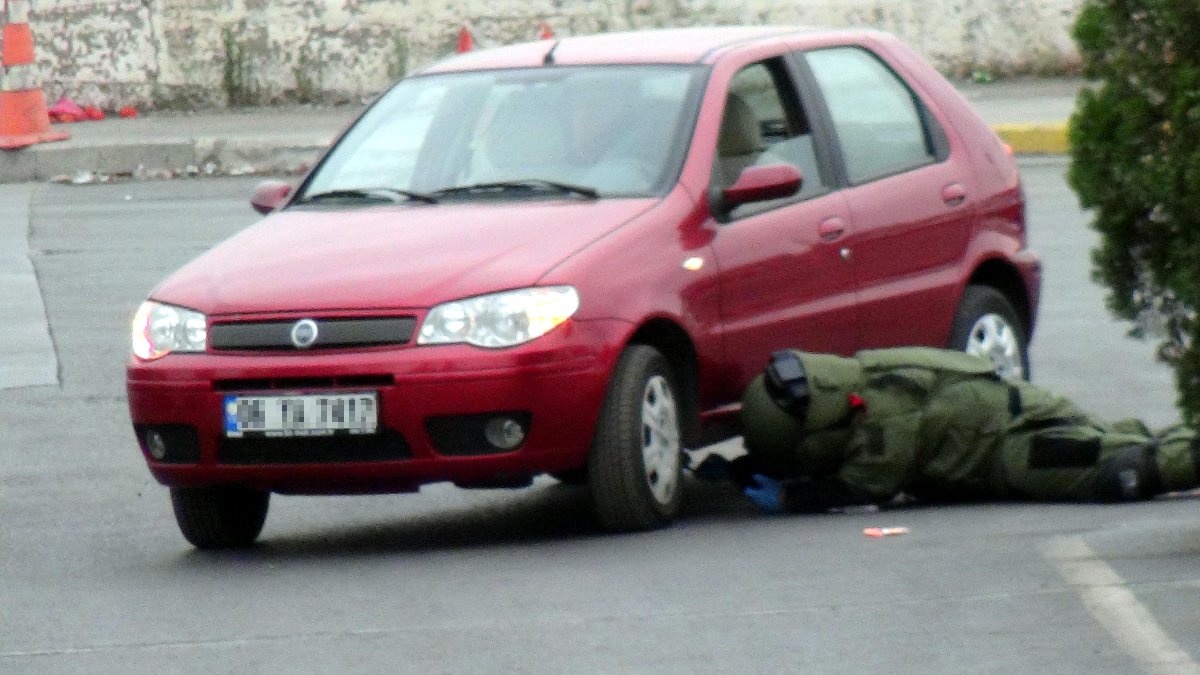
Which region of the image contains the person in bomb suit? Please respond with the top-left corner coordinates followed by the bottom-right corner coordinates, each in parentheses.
top-left (696, 347), bottom-right (1200, 513)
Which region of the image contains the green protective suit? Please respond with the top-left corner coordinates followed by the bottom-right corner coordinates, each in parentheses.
top-left (738, 347), bottom-right (1200, 513)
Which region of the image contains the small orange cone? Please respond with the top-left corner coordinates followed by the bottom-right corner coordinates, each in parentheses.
top-left (539, 22), bottom-right (555, 40)
top-left (456, 25), bottom-right (474, 53)
top-left (0, 0), bottom-right (69, 149)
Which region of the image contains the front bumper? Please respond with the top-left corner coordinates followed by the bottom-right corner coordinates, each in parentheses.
top-left (126, 319), bottom-right (626, 494)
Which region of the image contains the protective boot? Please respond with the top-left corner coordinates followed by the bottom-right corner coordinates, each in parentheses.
top-left (1153, 425), bottom-right (1200, 493)
top-left (1094, 443), bottom-right (1160, 502)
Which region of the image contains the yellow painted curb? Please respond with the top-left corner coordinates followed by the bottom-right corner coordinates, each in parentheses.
top-left (992, 122), bottom-right (1068, 155)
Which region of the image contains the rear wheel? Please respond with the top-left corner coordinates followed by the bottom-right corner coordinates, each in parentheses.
top-left (587, 345), bottom-right (683, 531)
top-left (170, 486), bottom-right (270, 549)
top-left (949, 284), bottom-right (1029, 381)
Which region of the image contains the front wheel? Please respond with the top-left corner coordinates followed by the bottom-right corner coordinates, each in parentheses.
top-left (170, 486), bottom-right (270, 549)
top-left (948, 284), bottom-right (1030, 381)
top-left (587, 345), bottom-right (684, 531)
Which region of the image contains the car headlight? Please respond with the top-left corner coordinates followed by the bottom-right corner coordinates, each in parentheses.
top-left (418, 286), bottom-right (580, 348)
top-left (131, 301), bottom-right (208, 360)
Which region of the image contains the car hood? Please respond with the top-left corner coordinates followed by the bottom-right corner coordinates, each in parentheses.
top-left (152, 198), bottom-right (658, 315)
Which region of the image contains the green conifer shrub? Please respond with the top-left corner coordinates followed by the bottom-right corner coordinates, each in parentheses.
top-left (1068, 0), bottom-right (1200, 421)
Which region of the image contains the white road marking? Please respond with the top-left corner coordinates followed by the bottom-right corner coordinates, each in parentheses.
top-left (1043, 535), bottom-right (1200, 675)
top-left (0, 184), bottom-right (58, 389)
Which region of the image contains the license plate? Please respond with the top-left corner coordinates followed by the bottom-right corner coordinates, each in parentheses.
top-left (223, 392), bottom-right (378, 438)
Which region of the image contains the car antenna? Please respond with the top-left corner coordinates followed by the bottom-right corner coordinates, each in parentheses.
top-left (543, 40), bottom-right (560, 66)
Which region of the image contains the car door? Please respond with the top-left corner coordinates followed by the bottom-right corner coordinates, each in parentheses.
top-left (707, 57), bottom-right (858, 392)
top-left (801, 45), bottom-right (975, 350)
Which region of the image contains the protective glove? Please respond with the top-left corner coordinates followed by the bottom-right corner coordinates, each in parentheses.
top-left (743, 473), bottom-right (785, 514)
top-left (690, 454), bottom-right (732, 482)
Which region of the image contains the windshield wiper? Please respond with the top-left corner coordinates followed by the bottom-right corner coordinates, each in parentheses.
top-left (431, 180), bottom-right (599, 200)
top-left (296, 187), bottom-right (438, 205)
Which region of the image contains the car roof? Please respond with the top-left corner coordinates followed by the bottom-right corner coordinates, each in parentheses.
top-left (420, 26), bottom-right (845, 74)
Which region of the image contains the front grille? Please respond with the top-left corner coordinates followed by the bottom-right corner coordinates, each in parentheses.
top-left (219, 428), bottom-right (411, 464)
top-left (210, 317), bottom-right (416, 351)
top-left (213, 374), bottom-right (394, 392)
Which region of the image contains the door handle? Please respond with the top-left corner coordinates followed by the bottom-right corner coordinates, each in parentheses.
top-left (942, 183), bottom-right (967, 207)
top-left (818, 216), bottom-right (846, 241)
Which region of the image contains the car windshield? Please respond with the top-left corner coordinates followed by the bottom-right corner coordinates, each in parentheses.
top-left (299, 65), bottom-right (707, 202)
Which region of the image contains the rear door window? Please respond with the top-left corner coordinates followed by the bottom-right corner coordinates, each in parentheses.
top-left (804, 47), bottom-right (939, 184)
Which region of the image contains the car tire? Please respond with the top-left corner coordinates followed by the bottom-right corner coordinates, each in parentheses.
top-left (170, 486), bottom-right (270, 549)
top-left (587, 345), bottom-right (684, 531)
top-left (948, 284), bottom-right (1030, 381)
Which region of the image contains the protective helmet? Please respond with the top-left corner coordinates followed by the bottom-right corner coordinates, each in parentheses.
top-left (740, 350), bottom-right (864, 464)
top-left (741, 372), bottom-right (804, 464)
top-left (739, 351), bottom-right (813, 466)
top-left (791, 351), bottom-right (864, 430)
top-left (764, 350), bottom-right (810, 423)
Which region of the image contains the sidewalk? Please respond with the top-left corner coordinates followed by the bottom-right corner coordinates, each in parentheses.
top-left (0, 78), bottom-right (1081, 185)
top-left (0, 105), bottom-right (364, 184)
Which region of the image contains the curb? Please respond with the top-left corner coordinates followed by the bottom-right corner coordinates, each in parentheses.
top-left (993, 122), bottom-right (1069, 156)
top-left (0, 136), bottom-right (330, 184)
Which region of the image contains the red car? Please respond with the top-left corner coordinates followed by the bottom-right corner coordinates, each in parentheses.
top-left (127, 26), bottom-right (1040, 548)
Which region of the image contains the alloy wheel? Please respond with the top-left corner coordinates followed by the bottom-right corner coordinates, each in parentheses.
top-left (965, 312), bottom-right (1024, 380)
top-left (640, 374), bottom-right (681, 505)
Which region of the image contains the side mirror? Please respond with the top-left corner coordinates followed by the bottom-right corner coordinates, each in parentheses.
top-left (250, 180), bottom-right (293, 215)
top-left (718, 163), bottom-right (802, 212)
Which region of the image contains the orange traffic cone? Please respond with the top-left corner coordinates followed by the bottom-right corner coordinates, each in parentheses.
top-left (0, 0), bottom-right (69, 150)
top-left (539, 22), bottom-right (555, 40)
top-left (456, 25), bottom-right (474, 53)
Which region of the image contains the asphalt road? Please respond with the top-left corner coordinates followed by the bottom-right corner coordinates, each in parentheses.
top-left (1, 162), bottom-right (1197, 674)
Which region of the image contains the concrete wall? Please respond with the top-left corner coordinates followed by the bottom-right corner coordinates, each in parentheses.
top-left (23, 0), bottom-right (1084, 109)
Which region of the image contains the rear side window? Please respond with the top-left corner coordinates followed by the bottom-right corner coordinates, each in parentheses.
top-left (804, 47), bottom-right (937, 184)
